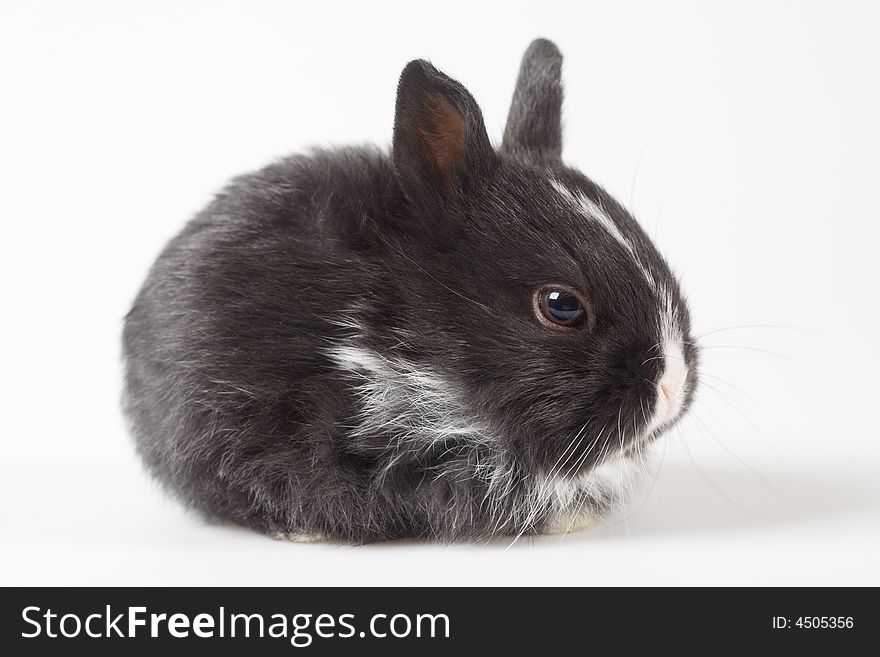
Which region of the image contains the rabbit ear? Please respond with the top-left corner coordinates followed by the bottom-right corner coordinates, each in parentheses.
top-left (501, 39), bottom-right (564, 164)
top-left (392, 60), bottom-right (497, 214)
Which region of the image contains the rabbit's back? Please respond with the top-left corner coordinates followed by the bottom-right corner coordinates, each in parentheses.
top-left (122, 146), bottom-right (399, 531)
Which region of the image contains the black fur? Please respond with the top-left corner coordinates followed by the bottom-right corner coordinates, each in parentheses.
top-left (502, 38), bottom-right (563, 164)
top-left (122, 39), bottom-right (698, 543)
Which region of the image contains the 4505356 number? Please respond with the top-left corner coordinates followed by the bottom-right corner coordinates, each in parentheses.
top-left (772, 616), bottom-right (854, 629)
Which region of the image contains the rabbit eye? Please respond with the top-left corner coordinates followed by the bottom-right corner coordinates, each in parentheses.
top-left (534, 286), bottom-right (588, 330)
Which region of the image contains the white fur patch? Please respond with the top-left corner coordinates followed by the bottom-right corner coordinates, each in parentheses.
top-left (325, 344), bottom-right (487, 447)
top-left (542, 454), bottom-right (633, 510)
top-left (328, 341), bottom-right (524, 534)
top-left (512, 438), bottom-right (639, 540)
top-left (327, 341), bottom-right (638, 537)
top-left (519, 454), bottom-right (640, 538)
top-left (550, 179), bottom-right (657, 289)
top-left (645, 292), bottom-right (690, 436)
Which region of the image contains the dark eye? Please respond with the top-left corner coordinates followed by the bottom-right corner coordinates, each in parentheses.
top-left (533, 286), bottom-right (589, 330)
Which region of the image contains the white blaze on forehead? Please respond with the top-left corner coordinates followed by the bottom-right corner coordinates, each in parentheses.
top-left (550, 179), bottom-right (657, 289)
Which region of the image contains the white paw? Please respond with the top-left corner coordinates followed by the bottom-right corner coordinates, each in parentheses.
top-left (542, 510), bottom-right (598, 535)
top-left (271, 531), bottom-right (326, 543)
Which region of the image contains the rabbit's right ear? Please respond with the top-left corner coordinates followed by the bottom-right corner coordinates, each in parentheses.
top-left (501, 39), bottom-right (564, 164)
top-left (392, 60), bottom-right (497, 218)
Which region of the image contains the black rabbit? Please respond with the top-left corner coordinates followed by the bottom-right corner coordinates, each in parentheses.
top-left (122, 39), bottom-right (698, 543)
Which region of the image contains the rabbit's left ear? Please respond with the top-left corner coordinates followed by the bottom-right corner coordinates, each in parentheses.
top-left (392, 60), bottom-right (497, 216)
top-left (501, 38), bottom-right (564, 164)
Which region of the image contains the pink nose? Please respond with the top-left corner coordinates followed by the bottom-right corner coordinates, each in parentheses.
top-left (644, 341), bottom-right (689, 435)
top-left (658, 371), bottom-right (685, 416)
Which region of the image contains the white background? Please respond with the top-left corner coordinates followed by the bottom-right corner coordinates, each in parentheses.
top-left (2, 0), bottom-right (878, 586)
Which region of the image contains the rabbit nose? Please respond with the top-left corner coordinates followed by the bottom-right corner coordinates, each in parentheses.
top-left (657, 357), bottom-right (687, 416)
top-left (659, 377), bottom-right (682, 409)
top-left (643, 340), bottom-right (689, 437)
